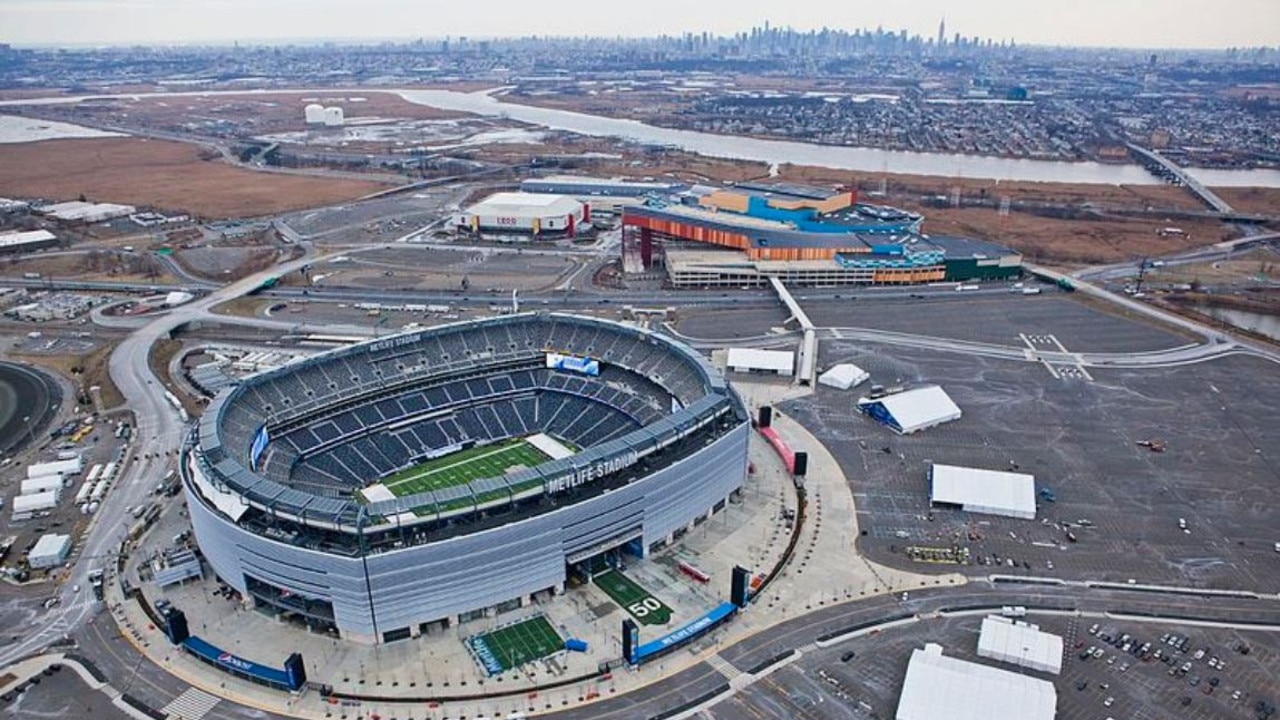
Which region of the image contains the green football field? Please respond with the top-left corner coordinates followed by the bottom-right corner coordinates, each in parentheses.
top-left (380, 437), bottom-right (549, 497)
top-left (468, 615), bottom-right (564, 674)
top-left (594, 569), bottom-right (673, 626)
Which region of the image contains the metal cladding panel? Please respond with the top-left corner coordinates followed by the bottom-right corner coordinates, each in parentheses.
top-left (642, 422), bottom-right (750, 541)
top-left (184, 482), bottom-right (376, 634)
top-left (190, 420), bottom-right (750, 640)
top-left (364, 524), bottom-right (564, 632)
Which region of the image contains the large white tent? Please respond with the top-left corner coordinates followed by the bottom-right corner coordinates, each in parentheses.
top-left (978, 615), bottom-right (1064, 674)
top-left (818, 363), bottom-right (869, 390)
top-left (930, 464), bottom-right (1037, 520)
top-left (857, 385), bottom-right (961, 434)
top-left (896, 643), bottom-right (1057, 720)
top-left (726, 348), bottom-right (794, 376)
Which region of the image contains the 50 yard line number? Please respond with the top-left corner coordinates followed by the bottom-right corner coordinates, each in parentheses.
top-left (629, 598), bottom-right (662, 617)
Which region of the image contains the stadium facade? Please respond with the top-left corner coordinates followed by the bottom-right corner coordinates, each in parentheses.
top-left (609, 181), bottom-right (1022, 286)
top-left (183, 313), bottom-right (750, 644)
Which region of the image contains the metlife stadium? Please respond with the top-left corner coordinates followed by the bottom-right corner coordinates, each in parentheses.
top-left (182, 313), bottom-right (750, 644)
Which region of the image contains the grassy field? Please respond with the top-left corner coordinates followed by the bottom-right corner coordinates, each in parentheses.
top-left (468, 615), bottom-right (563, 675)
top-left (594, 569), bottom-right (673, 626)
top-left (380, 437), bottom-right (549, 497)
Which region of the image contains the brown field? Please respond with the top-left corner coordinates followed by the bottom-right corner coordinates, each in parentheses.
top-left (12, 342), bottom-right (123, 410)
top-left (0, 250), bottom-right (174, 283)
top-left (901, 204), bottom-right (1231, 265)
top-left (1210, 186), bottom-right (1280, 216)
top-left (54, 91), bottom-right (469, 136)
top-left (0, 137), bottom-right (385, 218)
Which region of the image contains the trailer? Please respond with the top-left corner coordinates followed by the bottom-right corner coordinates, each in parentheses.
top-left (101, 462), bottom-right (117, 482)
top-left (89, 480), bottom-right (110, 503)
top-left (85, 464), bottom-right (104, 484)
top-left (21, 475), bottom-right (65, 495)
top-left (73, 482), bottom-right (93, 505)
top-left (27, 457), bottom-right (82, 479)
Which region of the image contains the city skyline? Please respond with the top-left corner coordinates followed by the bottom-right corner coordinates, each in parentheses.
top-left (2, 0), bottom-right (1279, 49)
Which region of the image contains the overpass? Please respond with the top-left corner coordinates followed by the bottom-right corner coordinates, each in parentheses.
top-left (768, 277), bottom-right (817, 385)
top-left (1127, 143), bottom-right (1236, 215)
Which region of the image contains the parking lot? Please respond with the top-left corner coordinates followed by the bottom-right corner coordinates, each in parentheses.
top-left (0, 663), bottom-right (131, 720)
top-left (777, 298), bottom-right (1280, 591)
top-left (710, 613), bottom-right (1280, 720)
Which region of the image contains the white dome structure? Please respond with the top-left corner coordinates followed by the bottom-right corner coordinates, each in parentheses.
top-left (323, 106), bottom-right (345, 127)
top-left (304, 104), bottom-right (325, 124)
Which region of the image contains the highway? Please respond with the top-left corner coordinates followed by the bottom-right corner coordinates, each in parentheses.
top-left (0, 244), bottom-right (324, 670)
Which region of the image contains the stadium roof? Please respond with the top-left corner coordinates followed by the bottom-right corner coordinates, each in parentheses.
top-left (896, 644), bottom-right (1057, 720)
top-left (465, 192), bottom-right (582, 217)
top-left (978, 616), bottom-right (1064, 675)
top-left (930, 464), bottom-right (1036, 520)
top-left (857, 385), bottom-right (961, 434)
top-left (726, 348), bottom-right (794, 374)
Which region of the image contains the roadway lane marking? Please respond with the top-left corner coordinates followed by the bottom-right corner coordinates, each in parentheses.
top-left (163, 687), bottom-right (221, 720)
top-left (1019, 333), bottom-right (1060, 379)
top-left (1048, 334), bottom-right (1093, 381)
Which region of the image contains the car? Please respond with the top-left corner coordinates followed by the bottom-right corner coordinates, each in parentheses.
top-left (1088, 624), bottom-right (1100, 635)
top-left (1181, 662), bottom-right (1192, 674)
top-left (1093, 647), bottom-right (1104, 658)
top-left (840, 651), bottom-right (855, 662)
top-left (1104, 697), bottom-right (1114, 707)
top-left (1232, 690), bottom-right (1242, 701)
top-left (1076, 681), bottom-right (1088, 691)
top-left (1190, 676), bottom-right (1200, 687)
top-left (1194, 649), bottom-right (1206, 660)
top-left (1209, 677), bottom-right (1220, 687)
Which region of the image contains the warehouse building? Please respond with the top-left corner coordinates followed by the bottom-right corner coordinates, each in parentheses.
top-left (0, 230), bottom-right (58, 254)
top-left (37, 201), bottom-right (136, 223)
top-left (521, 176), bottom-right (685, 213)
top-left (930, 464), bottom-right (1037, 520)
top-left (454, 192), bottom-right (587, 237)
top-left (978, 615), bottom-right (1064, 675)
top-left (896, 643), bottom-right (1057, 720)
top-left (857, 385), bottom-right (962, 434)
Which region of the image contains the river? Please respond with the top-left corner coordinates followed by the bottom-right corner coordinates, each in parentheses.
top-left (1196, 306), bottom-right (1280, 342)
top-left (4, 86), bottom-right (1280, 187)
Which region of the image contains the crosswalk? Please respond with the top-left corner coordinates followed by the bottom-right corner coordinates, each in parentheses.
top-left (162, 687), bottom-right (221, 720)
top-left (705, 653), bottom-right (743, 681)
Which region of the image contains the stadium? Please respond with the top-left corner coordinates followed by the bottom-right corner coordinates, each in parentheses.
top-left (182, 313), bottom-right (750, 644)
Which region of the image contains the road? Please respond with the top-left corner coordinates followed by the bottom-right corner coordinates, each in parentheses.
top-left (0, 244), bottom-right (324, 670)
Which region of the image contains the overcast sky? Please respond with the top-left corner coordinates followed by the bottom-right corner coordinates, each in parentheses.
top-left (2, 0), bottom-right (1278, 49)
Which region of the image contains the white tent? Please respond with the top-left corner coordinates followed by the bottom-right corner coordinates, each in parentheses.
top-left (857, 385), bottom-right (961, 434)
top-left (978, 616), bottom-right (1064, 675)
top-left (726, 348), bottom-right (794, 375)
top-left (818, 363), bottom-right (869, 390)
top-left (930, 464), bottom-right (1037, 520)
top-left (896, 643), bottom-right (1057, 720)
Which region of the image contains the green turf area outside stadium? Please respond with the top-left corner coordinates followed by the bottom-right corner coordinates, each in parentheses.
top-left (380, 437), bottom-right (550, 497)
top-left (468, 615), bottom-right (564, 674)
top-left (594, 569), bottom-right (673, 626)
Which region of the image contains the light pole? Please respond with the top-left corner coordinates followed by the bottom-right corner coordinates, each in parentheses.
top-left (22, 415), bottom-right (32, 448)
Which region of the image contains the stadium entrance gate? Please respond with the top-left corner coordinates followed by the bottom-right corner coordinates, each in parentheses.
top-left (566, 528), bottom-right (644, 585)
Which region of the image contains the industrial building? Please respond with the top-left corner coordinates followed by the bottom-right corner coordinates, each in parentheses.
top-left (0, 230), bottom-right (58, 254)
top-left (619, 181), bottom-right (1021, 286)
top-left (929, 464), bottom-right (1037, 520)
top-left (454, 192), bottom-right (589, 237)
top-left (520, 176), bottom-right (686, 213)
top-left (725, 348), bottom-right (794, 376)
top-left (37, 201), bottom-right (136, 223)
top-left (977, 615), bottom-right (1064, 675)
top-left (857, 385), bottom-right (962, 434)
top-left (28, 533), bottom-right (72, 569)
top-left (896, 643), bottom-right (1057, 720)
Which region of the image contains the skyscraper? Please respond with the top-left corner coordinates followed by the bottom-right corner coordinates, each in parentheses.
top-left (937, 17), bottom-right (946, 47)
